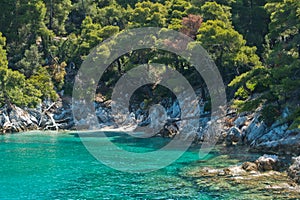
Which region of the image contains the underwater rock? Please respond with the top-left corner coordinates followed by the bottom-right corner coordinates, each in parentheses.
top-left (288, 156), bottom-right (300, 184)
top-left (182, 158), bottom-right (300, 199)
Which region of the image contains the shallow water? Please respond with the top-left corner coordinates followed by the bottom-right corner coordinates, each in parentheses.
top-left (0, 131), bottom-right (291, 199)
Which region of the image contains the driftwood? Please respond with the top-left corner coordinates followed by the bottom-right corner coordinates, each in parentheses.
top-left (45, 112), bottom-right (58, 131)
top-left (38, 102), bottom-right (57, 128)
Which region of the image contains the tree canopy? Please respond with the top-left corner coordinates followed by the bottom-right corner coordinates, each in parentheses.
top-left (0, 0), bottom-right (298, 128)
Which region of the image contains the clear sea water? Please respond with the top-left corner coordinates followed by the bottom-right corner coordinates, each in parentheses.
top-left (0, 131), bottom-right (252, 199)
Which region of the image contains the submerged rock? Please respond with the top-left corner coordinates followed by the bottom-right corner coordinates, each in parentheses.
top-left (288, 156), bottom-right (300, 184)
top-left (182, 158), bottom-right (300, 199)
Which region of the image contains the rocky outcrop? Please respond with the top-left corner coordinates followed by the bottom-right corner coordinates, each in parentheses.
top-left (0, 102), bottom-right (74, 134)
top-left (0, 105), bottom-right (38, 133)
top-left (245, 115), bottom-right (267, 144)
top-left (288, 156), bottom-right (300, 184)
top-left (222, 107), bottom-right (300, 156)
top-left (251, 129), bottom-right (300, 155)
top-left (225, 126), bottom-right (242, 146)
top-left (240, 155), bottom-right (282, 172)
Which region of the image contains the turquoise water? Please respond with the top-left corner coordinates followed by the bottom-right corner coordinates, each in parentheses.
top-left (0, 131), bottom-right (234, 199)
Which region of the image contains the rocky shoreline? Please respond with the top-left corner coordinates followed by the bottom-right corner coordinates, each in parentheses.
top-left (181, 154), bottom-right (300, 199)
top-left (0, 96), bottom-right (299, 186)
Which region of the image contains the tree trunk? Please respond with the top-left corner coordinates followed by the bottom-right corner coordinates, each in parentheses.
top-left (49, 0), bottom-right (53, 30)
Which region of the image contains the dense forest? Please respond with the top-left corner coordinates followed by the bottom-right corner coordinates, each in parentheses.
top-left (0, 0), bottom-right (299, 129)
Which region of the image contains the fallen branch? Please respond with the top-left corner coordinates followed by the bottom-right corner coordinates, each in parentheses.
top-left (39, 102), bottom-right (56, 126)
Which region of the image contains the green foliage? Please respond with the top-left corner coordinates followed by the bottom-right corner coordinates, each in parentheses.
top-left (197, 18), bottom-right (261, 83)
top-left (232, 98), bottom-right (262, 112)
top-left (232, 0), bottom-right (269, 55)
top-left (265, 0), bottom-right (300, 67)
top-left (289, 117), bottom-right (300, 130)
top-left (3, 69), bottom-right (42, 107)
top-left (167, 0), bottom-right (192, 30)
top-left (95, 3), bottom-right (127, 27)
top-left (28, 67), bottom-right (58, 101)
top-left (16, 44), bottom-right (43, 78)
top-left (0, 32), bottom-right (56, 107)
top-left (46, 58), bottom-right (67, 90)
top-left (0, 0), bottom-right (298, 129)
top-left (0, 33), bottom-right (8, 69)
top-left (44, 0), bottom-right (72, 35)
top-left (200, 1), bottom-right (232, 24)
top-left (229, 0), bottom-right (300, 126)
top-left (129, 1), bottom-right (168, 27)
top-left (229, 66), bottom-right (270, 98)
top-left (261, 105), bottom-right (280, 126)
top-left (0, 0), bottom-right (49, 64)
top-left (281, 107), bottom-right (300, 129)
top-left (80, 16), bottom-right (103, 48)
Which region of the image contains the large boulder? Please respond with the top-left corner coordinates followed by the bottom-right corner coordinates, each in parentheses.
top-left (245, 115), bottom-right (267, 144)
top-left (287, 156), bottom-right (300, 184)
top-left (255, 154), bottom-right (280, 171)
top-left (225, 126), bottom-right (242, 146)
top-left (242, 161), bottom-right (258, 172)
top-left (234, 116), bottom-right (247, 128)
top-left (0, 105), bottom-right (39, 133)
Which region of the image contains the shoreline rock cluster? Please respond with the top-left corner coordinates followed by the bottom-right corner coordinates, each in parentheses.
top-left (221, 109), bottom-right (300, 156)
top-left (0, 102), bottom-right (74, 133)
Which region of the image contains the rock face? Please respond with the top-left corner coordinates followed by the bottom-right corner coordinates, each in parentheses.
top-left (0, 105), bottom-right (38, 133)
top-left (234, 116), bottom-right (247, 128)
top-left (288, 156), bottom-right (300, 184)
top-left (245, 115), bottom-right (267, 144)
top-left (0, 102), bottom-right (74, 134)
top-left (1, 92), bottom-right (299, 161)
top-left (221, 108), bottom-right (300, 156)
top-left (252, 129), bottom-right (300, 155)
top-left (225, 126), bottom-right (242, 146)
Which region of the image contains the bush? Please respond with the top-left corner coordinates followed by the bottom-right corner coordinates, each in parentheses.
top-left (261, 105), bottom-right (280, 126)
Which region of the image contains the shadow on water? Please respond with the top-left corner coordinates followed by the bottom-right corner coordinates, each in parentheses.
top-left (70, 131), bottom-right (221, 156)
top-left (71, 131), bottom-right (175, 152)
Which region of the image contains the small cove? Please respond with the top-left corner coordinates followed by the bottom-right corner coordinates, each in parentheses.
top-left (0, 131), bottom-right (297, 199)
